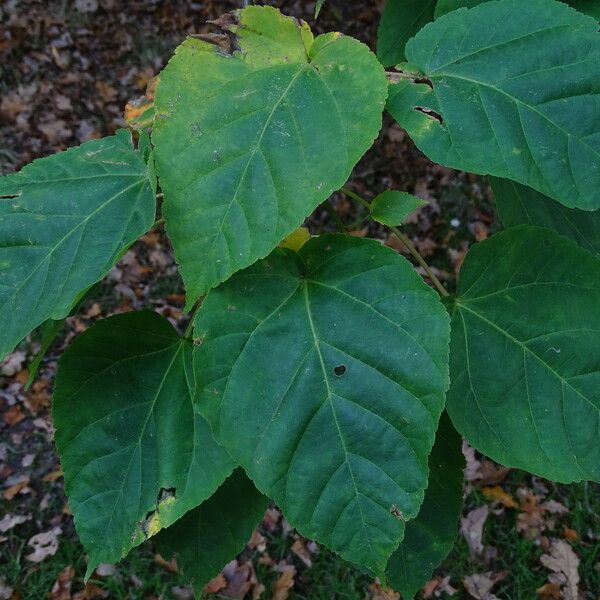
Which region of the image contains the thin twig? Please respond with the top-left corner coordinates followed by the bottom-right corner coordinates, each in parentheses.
top-left (327, 198), bottom-right (349, 233)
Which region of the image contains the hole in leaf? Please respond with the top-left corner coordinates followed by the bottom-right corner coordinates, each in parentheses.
top-left (414, 106), bottom-right (444, 125)
top-left (414, 76), bottom-right (433, 89)
top-left (0, 193), bottom-right (20, 200)
top-left (333, 365), bottom-right (346, 376)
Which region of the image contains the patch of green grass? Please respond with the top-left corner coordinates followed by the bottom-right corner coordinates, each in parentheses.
top-left (0, 532), bottom-right (191, 600)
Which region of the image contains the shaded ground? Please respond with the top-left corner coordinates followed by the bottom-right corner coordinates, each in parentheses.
top-left (0, 1), bottom-right (599, 599)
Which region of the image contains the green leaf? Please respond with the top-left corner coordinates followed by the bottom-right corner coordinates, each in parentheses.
top-left (491, 177), bottom-right (600, 256)
top-left (435, 0), bottom-right (600, 19)
top-left (447, 226), bottom-right (600, 483)
top-left (370, 191), bottom-right (428, 227)
top-left (26, 318), bottom-right (64, 388)
top-left (386, 413), bottom-right (464, 600)
top-left (315, 0), bottom-right (326, 17)
top-left (194, 234), bottom-right (450, 576)
top-left (152, 6), bottom-right (388, 304)
top-left (569, 0), bottom-right (600, 18)
top-left (155, 469), bottom-right (267, 596)
top-left (377, 0), bottom-right (437, 67)
top-left (53, 311), bottom-right (234, 576)
top-left (434, 0), bottom-right (486, 17)
top-left (386, 0), bottom-right (600, 210)
top-left (0, 130), bottom-right (155, 360)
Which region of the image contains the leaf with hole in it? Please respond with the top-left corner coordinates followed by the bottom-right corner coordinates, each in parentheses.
top-left (0, 130), bottom-right (155, 360)
top-left (152, 6), bottom-right (388, 305)
top-left (491, 177), bottom-right (600, 256)
top-left (53, 311), bottom-right (234, 576)
top-left (377, 0), bottom-right (437, 67)
top-left (370, 191), bottom-right (428, 227)
top-left (386, 413), bottom-right (464, 600)
top-left (193, 234), bottom-right (450, 576)
top-left (386, 0), bottom-right (600, 210)
top-left (155, 469), bottom-right (267, 596)
top-left (435, 0), bottom-right (600, 19)
top-left (447, 226), bottom-right (600, 483)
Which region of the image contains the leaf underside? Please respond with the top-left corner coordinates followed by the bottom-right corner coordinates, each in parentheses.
top-left (386, 413), bottom-right (464, 599)
top-left (152, 6), bottom-right (388, 304)
top-left (53, 311), bottom-right (233, 575)
top-left (448, 226), bottom-right (600, 483)
top-left (0, 130), bottom-right (155, 360)
top-left (386, 0), bottom-right (600, 210)
top-left (193, 234), bottom-right (450, 576)
top-left (155, 469), bottom-right (267, 596)
top-left (491, 177), bottom-right (600, 256)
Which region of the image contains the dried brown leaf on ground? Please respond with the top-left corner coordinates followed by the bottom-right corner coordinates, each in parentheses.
top-left (203, 574), bottom-right (227, 594)
top-left (540, 539), bottom-right (580, 600)
top-left (422, 576), bottom-right (458, 598)
top-left (25, 526), bottom-right (61, 562)
top-left (0, 581), bottom-right (14, 600)
top-left (0, 513), bottom-right (31, 533)
top-left (536, 582), bottom-right (562, 599)
top-left (461, 505), bottom-right (490, 558)
top-left (271, 565), bottom-right (295, 600)
top-left (365, 580), bottom-right (400, 600)
top-left (482, 486), bottom-right (518, 509)
top-left (463, 572), bottom-right (506, 600)
top-left (290, 538), bottom-right (312, 568)
top-left (3, 476), bottom-right (30, 500)
top-left (220, 560), bottom-right (261, 599)
top-left (1, 352), bottom-right (25, 377)
top-left (48, 566), bottom-right (74, 600)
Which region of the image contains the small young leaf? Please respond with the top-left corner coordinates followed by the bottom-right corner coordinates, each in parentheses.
top-left (377, 0), bottom-right (437, 67)
top-left (315, 0), bottom-right (326, 17)
top-left (194, 234), bottom-right (450, 577)
top-left (370, 190), bottom-right (428, 227)
top-left (53, 311), bottom-right (234, 576)
top-left (152, 6), bottom-right (388, 304)
top-left (435, 0), bottom-right (600, 19)
top-left (155, 469), bottom-right (267, 596)
top-left (386, 413), bottom-right (464, 599)
top-left (447, 226), bottom-right (600, 483)
top-left (0, 130), bottom-right (155, 360)
top-left (491, 177), bottom-right (600, 256)
top-left (386, 0), bottom-right (600, 210)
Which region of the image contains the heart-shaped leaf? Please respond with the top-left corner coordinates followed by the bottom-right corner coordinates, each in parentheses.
top-left (156, 469), bottom-right (267, 596)
top-left (447, 226), bottom-right (600, 483)
top-left (53, 311), bottom-right (234, 575)
top-left (152, 6), bottom-right (388, 303)
top-left (491, 177), bottom-right (600, 256)
top-left (386, 0), bottom-right (600, 210)
top-left (386, 413), bottom-right (464, 599)
top-left (193, 234), bottom-right (450, 576)
top-left (0, 130), bottom-right (155, 360)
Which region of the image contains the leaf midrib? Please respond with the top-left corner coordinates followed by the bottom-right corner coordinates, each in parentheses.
top-left (204, 64), bottom-right (309, 266)
top-left (301, 282), bottom-right (376, 563)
